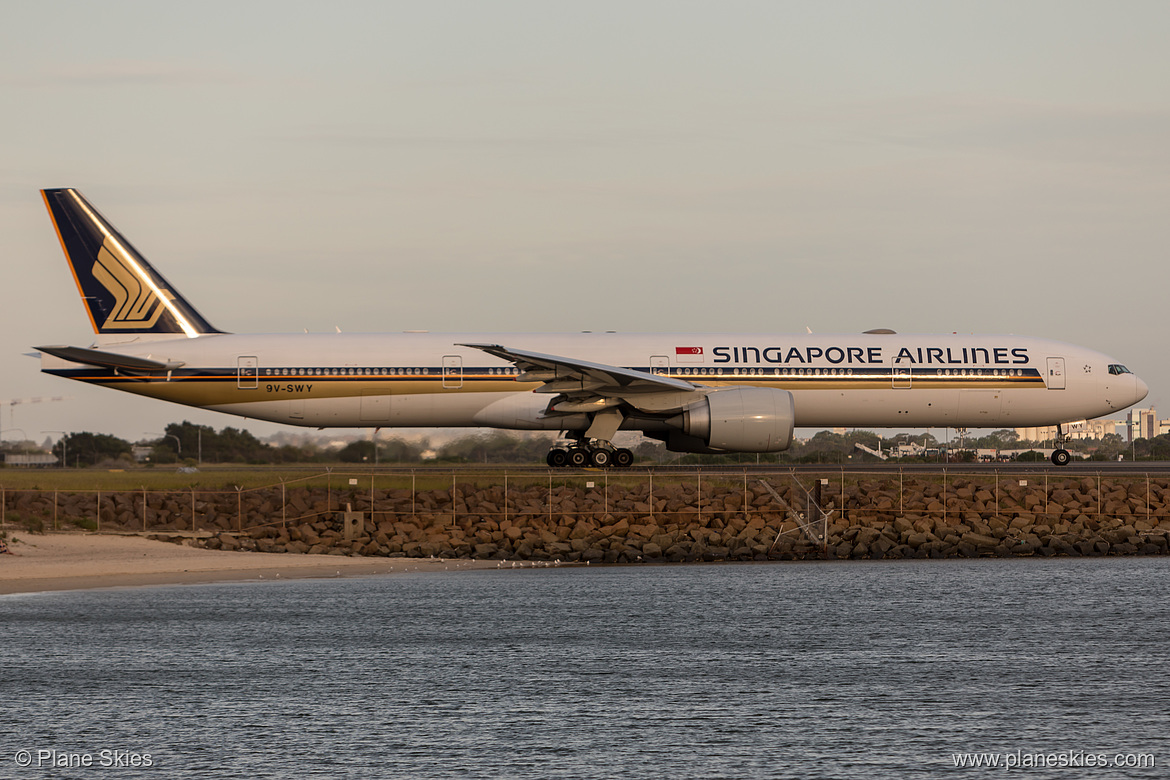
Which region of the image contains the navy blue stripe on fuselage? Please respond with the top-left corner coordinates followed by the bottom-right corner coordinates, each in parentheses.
top-left (45, 365), bottom-right (1047, 385)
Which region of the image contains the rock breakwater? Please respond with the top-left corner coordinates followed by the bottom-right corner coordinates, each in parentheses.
top-left (4, 474), bottom-right (1169, 561)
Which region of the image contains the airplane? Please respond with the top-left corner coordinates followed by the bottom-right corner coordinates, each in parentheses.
top-left (35, 188), bottom-right (1149, 468)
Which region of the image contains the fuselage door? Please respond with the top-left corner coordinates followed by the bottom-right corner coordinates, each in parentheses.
top-left (237, 356), bottom-right (258, 389)
top-left (892, 357), bottom-right (912, 389)
top-left (442, 355), bottom-right (463, 389)
top-left (650, 355), bottom-right (669, 376)
top-left (1046, 357), bottom-right (1066, 390)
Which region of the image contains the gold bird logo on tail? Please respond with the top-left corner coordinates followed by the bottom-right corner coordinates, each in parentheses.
top-left (91, 238), bottom-right (174, 329)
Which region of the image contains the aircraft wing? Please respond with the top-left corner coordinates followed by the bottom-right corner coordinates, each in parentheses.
top-left (459, 343), bottom-right (699, 414)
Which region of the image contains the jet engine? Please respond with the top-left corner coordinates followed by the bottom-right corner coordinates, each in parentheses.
top-left (664, 387), bottom-right (795, 453)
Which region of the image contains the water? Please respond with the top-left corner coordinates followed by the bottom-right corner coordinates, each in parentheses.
top-left (2, 559), bottom-right (1168, 779)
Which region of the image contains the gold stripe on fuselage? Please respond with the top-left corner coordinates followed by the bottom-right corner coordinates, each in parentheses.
top-left (74, 371), bottom-right (1045, 408)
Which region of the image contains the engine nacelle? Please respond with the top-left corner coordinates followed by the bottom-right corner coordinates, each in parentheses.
top-left (668, 387), bottom-right (795, 453)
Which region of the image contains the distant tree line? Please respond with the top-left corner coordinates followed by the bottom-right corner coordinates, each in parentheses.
top-left (35, 422), bottom-right (560, 467)
top-left (49, 432), bottom-right (133, 468)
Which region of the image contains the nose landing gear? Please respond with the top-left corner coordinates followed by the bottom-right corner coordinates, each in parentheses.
top-left (1051, 423), bottom-right (1071, 466)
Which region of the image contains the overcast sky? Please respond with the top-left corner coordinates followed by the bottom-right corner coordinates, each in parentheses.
top-left (2, 1), bottom-right (1167, 445)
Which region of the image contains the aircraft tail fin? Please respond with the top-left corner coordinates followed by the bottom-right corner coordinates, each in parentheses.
top-left (41, 188), bottom-right (222, 338)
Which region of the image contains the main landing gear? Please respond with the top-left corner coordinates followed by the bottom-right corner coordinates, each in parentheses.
top-left (546, 441), bottom-right (634, 469)
top-left (1051, 423), bottom-right (1071, 466)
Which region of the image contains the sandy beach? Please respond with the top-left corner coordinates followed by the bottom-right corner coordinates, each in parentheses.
top-left (0, 533), bottom-right (495, 595)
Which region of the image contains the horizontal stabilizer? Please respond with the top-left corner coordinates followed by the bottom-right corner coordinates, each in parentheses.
top-left (36, 345), bottom-right (184, 372)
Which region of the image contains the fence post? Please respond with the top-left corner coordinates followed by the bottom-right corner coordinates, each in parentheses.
top-left (697, 471), bottom-right (702, 523)
top-left (54, 490), bottom-right (59, 531)
top-left (744, 472), bottom-right (749, 521)
top-left (97, 490), bottom-right (101, 533)
top-left (191, 487), bottom-right (196, 533)
top-left (142, 487), bottom-right (147, 532)
top-left (942, 469), bottom-right (947, 526)
top-left (649, 473), bottom-right (654, 519)
top-left (282, 478), bottom-right (287, 529)
top-left (237, 486), bottom-right (243, 532)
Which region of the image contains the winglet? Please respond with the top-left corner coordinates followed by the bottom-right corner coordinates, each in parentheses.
top-left (41, 188), bottom-right (222, 338)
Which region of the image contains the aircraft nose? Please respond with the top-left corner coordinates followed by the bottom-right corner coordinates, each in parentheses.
top-left (1134, 374), bottom-right (1150, 404)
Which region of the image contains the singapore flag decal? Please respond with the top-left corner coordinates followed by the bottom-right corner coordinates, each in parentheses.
top-left (675, 346), bottom-right (704, 364)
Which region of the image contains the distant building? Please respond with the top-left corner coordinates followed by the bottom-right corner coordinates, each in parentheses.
top-left (1127, 408), bottom-right (1159, 441)
top-left (1, 453), bottom-right (58, 467)
top-left (1015, 419), bottom-right (1121, 442)
top-left (1021, 410), bottom-right (1166, 442)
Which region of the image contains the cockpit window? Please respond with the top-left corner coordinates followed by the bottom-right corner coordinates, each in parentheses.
top-left (1108, 364), bottom-right (1132, 375)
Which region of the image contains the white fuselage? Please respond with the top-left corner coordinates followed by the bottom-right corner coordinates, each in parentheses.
top-left (44, 331), bottom-right (1148, 432)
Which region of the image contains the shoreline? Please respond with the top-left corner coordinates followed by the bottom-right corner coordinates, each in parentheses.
top-left (0, 533), bottom-right (496, 596)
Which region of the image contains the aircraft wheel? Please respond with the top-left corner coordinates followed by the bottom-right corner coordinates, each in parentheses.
top-left (590, 448), bottom-right (612, 468)
top-left (567, 448), bottom-right (589, 468)
top-left (1051, 448), bottom-right (1071, 466)
top-left (613, 448), bottom-right (634, 468)
top-left (547, 449), bottom-right (568, 468)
